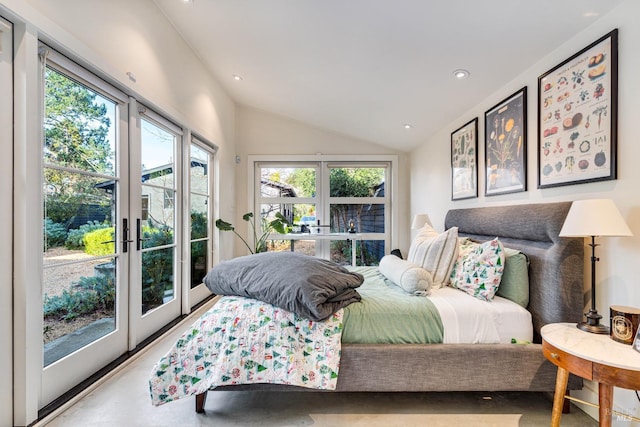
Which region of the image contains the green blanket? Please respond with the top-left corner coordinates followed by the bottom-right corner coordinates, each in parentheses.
top-left (342, 267), bottom-right (444, 344)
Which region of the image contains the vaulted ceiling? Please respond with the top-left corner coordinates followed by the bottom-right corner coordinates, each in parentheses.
top-left (153, 0), bottom-right (623, 151)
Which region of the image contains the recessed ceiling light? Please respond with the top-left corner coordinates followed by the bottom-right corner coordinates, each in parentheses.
top-left (583, 11), bottom-right (599, 17)
top-left (404, 124), bottom-right (413, 130)
top-left (232, 74), bottom-right (243, 81)
top-left (453, 69), bottom-right (470, 79)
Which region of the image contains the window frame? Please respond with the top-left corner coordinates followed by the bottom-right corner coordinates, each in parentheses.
top-left (184, 134), bottom-right (217, 309)
top-left (249, 154), bottom-right (398, 264)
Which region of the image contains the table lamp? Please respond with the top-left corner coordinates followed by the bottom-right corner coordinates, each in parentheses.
top-left (559, 199), bottom-right (633, 334)
top-left (411, 214), bottom-right (432, 230)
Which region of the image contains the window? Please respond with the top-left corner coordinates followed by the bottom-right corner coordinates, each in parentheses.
top-left (138, 112), bottom-right (180, 314)
top-left (42, 64), bottom-right (120, 365)
top-left (327, 164), bottom-right (388, 266)
top-left (256, 163), bottom-right (318, 256)
top-left (188, 137), bottom-right (215, 290)
top-left (163, 189), bottom-right (174, 209)
top-left (141, 195), bottom-right (149, 220)
top-left (253, 156), bottom-right (395, 266)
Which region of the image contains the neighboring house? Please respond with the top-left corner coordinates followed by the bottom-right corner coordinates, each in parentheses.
top-left (260, 178), bottom-right (296, 223)
top-left (95, 159), bottom-right (208, 229)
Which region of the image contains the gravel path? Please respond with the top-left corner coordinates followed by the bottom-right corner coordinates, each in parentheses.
top-left (43, 247), bottom-right (107, 297)
top-left (43, 247), bottom-right (114, 344)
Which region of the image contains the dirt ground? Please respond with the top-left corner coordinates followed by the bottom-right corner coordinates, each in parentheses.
top-left (43, 247), bottom-right (112, 344)
top-left (43, 246), bottom-right (106, 296)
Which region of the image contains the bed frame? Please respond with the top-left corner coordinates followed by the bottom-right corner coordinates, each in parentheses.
top-left (195, 202), bottom-right (584, 413)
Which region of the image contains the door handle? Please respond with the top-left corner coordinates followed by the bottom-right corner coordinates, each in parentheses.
top-left (122, 218), bottom-right (134, 253)
top-left (136, 218), bottom-right (151, 250)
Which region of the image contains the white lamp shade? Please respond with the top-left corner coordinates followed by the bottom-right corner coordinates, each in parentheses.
top-left (411, 214), bottom-right (432, 229)
top-left (559, 199), bottom-right (633, 237)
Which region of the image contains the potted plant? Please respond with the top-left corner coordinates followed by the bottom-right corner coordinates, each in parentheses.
top-left (215, 212), bottom-right (290, 254)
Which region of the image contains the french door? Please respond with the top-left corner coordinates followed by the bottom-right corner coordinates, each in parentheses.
top-left (128, 102), bottom-right (182, 344)
top-left (40, 48), bottom-right (183, 406)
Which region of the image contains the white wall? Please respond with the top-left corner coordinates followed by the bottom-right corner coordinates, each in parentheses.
top-left (0, 0), bottom-right (237, 424)
top-left (410, 0), bottom-right (640, 423)
top-left (234, 105), bottom-right (410, 258)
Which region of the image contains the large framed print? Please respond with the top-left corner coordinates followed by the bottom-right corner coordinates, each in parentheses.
top-left (451, 118), bottom-right (478, 200)
top-left (538, 29), bottom-right (618, 188)
top-left (484, 87), bottom-right (527, 196)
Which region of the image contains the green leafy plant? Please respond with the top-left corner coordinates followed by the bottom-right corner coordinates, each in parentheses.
top-left (65, 220), bottom-right (110, 250)
top-left (43, 273), bottom-right (115, 321)
top-left (44, 218), bottom-right (68, 250)
top-left (83, 227), bottom-right (115, 256)
top-left (140, 224), bottom-right (174, 312)
top-left (215, 212), bottom-right (290, 254)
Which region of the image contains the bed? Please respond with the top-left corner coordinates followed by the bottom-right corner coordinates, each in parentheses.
top-left (149, 201), bottom-right (585, 414)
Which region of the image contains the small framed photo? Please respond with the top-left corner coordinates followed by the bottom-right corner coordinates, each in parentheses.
top-left (634, 327), bottom-right (640, 353)
top-left (451, 118), bottom-right (478, 201)
top-left (538, 29), bottom-right (618, 188)
top-left (484, 87), bottom-right (527, 196)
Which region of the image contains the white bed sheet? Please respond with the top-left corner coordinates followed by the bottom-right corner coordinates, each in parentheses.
top-left (428, 287), bottom-right (533, 344)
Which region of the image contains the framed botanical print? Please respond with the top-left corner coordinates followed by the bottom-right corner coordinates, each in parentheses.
top-left (451, 118), bottom-right (478, 200)
top-left (484, 87), bottom-right (527, 196)
top-left (538, 29), bottom-right (618, 188)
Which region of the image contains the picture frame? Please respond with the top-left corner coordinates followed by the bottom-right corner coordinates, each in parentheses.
top-left (484, 87), bottom-right (527, 196)
top-left (451, 118), bottom-right (478, 200)
top-left (538, 29), bottom-right (618, 189)
top-left (634, 326), bottom-right (640, 354)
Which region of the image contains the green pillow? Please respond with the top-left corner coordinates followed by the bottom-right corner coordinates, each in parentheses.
top-left (497, 247), bottom-right (530, 308)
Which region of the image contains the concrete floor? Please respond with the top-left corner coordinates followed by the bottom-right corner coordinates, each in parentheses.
top-left (39, 307), bottom-right (597, 427)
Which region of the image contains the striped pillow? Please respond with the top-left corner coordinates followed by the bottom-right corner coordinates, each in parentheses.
top-left (407, 224), bottom-right (459, 289)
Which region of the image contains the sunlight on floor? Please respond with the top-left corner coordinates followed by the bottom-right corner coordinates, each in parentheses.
top-left (309, 413), bottom-right (522, 427)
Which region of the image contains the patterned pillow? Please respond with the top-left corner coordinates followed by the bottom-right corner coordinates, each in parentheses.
top-left (407, 224), bottom-right (459, 289)
top-left (450, 238), bottom-right (505, 301)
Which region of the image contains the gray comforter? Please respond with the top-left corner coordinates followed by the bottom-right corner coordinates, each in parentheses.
top-left (203, 252), bottom-right (364, 321)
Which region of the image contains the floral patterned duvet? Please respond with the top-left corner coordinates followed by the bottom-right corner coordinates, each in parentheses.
top-left (149, 296), bottom-right (344, 406)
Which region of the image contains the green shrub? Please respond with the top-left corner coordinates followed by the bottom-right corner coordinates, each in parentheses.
top-left (66, 221), bottom-right (110, 250)
top-left (141, 226), bottom-right (174, 312)
top-left (43, 273), bottom-right (115, 321)
top-left (84, 227), bottom-right (115, 255)
top-left (76, 274), bottom-right (116, 312)
top-left (191, 210), bottom-right (207, 240)
top-left (44, 218), bottom-right (68, 250)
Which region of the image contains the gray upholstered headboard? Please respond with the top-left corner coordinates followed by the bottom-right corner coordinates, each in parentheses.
top-left (444, 202), bottom-right (584, 343)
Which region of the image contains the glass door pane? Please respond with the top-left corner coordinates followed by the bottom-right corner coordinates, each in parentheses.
top-left (258, 165), bottom-right (318, 255)
top-left (140, 118), bottom-right (177, 314)
top-left (328, 165), bottom-right (387, 265)
top-left (40, 55), bottom-right (129, 408)
top-left (42, 67), bottom-right (119, 365)
top-left (189, 144), bottom-right (209, 289)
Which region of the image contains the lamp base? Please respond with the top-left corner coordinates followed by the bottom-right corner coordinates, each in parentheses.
top-left (577, 321), bottom-right (610, 334)
top-left (577, 309), bottom-right (609, 334)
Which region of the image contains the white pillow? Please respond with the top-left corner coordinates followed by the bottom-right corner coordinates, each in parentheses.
top-left (379, 255), bottom-right (432, 296)
top-left (407, 224), bottom-right (459, 289)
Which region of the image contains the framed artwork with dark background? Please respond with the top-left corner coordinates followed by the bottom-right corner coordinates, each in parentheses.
top-left (484, 87), bottom-right (527, 196)
top-left (451, 118), bottom-right (478, 200)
